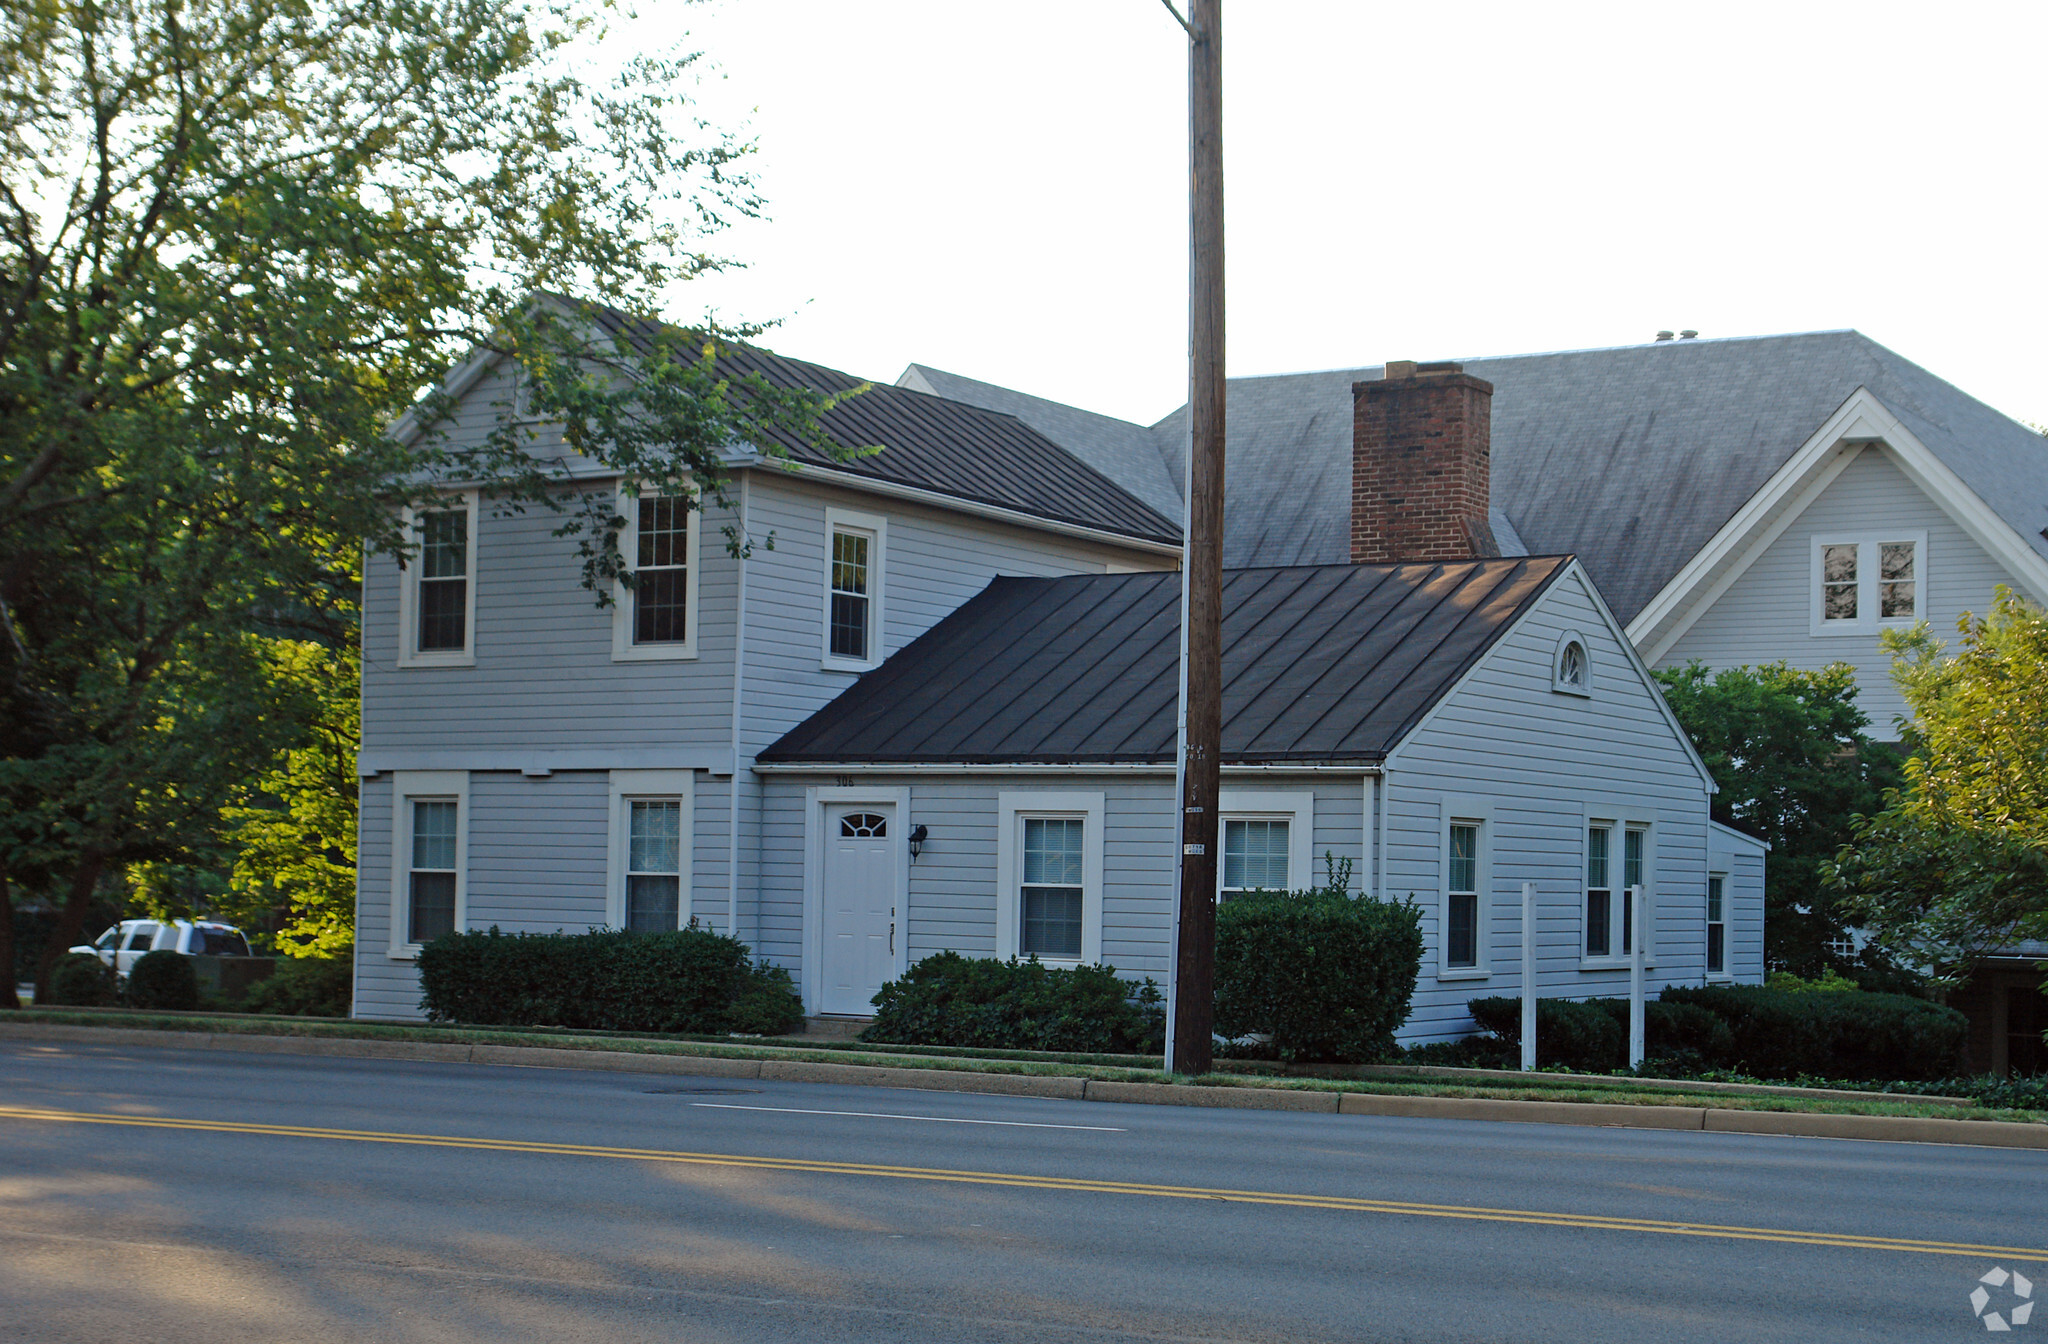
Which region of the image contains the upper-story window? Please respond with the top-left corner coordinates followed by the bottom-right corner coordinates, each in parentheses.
top-left (1552, 630), bottom-right (1591, 696)
top-left (1811, 533), bottom-right (1925, 636)
top-left (822, 507), bottom-right (887, 671)
top-left (399, 490), bottom-right (478, 668)
top-left (613, 487), bottom-right (699, 661)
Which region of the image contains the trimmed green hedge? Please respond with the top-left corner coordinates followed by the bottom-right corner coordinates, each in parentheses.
top-left (45, 952), bottom-right (116, 1007)
top-left (416, 927), bottom-right (804, 1035)
top-left (863, 953), bottom-right (1163, 1054)
top-left (1213, 883), bottom-right (1424, 1063)
top-left (1469, 986), bottom-right (1966, 1080)
top-left (127, 950), bottom-right (199, 1011)
top-left (1468, 996), bottom-right (1733, 1073)
top-left (1659, 984), bottom-right (1966, 1082)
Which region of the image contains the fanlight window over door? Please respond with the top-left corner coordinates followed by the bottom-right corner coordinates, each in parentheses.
top-left (839, 813), bottom-right (887, 838)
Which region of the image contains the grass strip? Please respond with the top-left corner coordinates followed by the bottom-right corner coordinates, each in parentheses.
top-left (8, 1009), bottom-right (2042, 1125)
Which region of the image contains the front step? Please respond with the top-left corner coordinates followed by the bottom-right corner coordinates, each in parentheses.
top-left (796, 1015), bottom-right (873, 1041)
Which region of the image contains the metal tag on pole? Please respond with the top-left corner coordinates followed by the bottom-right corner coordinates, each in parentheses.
top-left (1628, 883), bottom-right (1646, 1069)
top-left (1520, 881), bottom-right (1536, 1072)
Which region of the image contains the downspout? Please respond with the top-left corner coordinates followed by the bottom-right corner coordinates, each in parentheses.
top-left (1375, 770), bottom-right (1390, 906)
top-left (727, 471), bottom-right (750, 945)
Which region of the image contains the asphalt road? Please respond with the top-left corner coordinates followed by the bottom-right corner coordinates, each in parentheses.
top-left (1, 1041), bottom-right (2043, 1343)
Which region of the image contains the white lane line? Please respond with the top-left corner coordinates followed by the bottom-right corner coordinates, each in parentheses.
top-left (690, 1103), bottom-right (1126, 1132)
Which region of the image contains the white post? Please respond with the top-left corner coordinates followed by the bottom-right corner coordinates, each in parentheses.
top-left (1520, 881), bottom-right (1536, 1071)
top-left (1628, 883), bottom-right (1646, 1069)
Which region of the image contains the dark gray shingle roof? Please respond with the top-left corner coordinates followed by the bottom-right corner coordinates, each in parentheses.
top-left (584, 305), bottom-right (1179, 545)
top-left (759, 557), bottom-right (1568, 766)
top-left (897, 363), bottom-right (1185, 519)
top-left (912, 331), bottom-right (2048, 624)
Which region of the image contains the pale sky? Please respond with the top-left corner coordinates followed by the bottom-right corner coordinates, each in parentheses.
top-left (645, 1), bottom-right (2048, 430)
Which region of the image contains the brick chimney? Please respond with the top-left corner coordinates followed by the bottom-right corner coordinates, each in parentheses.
top-left (1351, 360), bottom-right (1499, 563)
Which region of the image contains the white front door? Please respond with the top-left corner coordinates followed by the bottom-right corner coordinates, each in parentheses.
top-left (819, 804), bottom-right (898, 1016)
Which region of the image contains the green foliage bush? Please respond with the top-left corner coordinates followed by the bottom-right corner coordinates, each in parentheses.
top-left (1467, 996), bottom-right (1737, 1073)
top-left (1659, 984), bottom-right (1967, 1081)
top-left (45, 952), bottom-right (116, 1007)
top-left (126, 950), bottom-right (199, 1011)
top-left (241, 957), bottom-right (353, 1018)
top-left (1212, 871), bottom-right (1425, 1063)
top-left (416, 927), bottom-right (804, 1035)
top-left (862, 952), bottom-right (1163, 1054)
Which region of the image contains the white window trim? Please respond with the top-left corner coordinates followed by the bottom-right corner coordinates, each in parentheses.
top-left (996, 790), bottom-right (1105, 968)
top-left (1808, 531), bottom-right (1928, 637)
top-left (1706, 870), bottom-right (1732, 983)
top-left (821, 506), bottom-right (888, 672)
top-left (612, 482), bottom-right (701, 662)
top-left (1579, 805), bottom-right (1657, 971)
top-left (387, 770), bottom-right (469, 960)
top-left (1551, 629), bottom-right (1592, 697)
top-left (1216, 789), bottom-right (1315, 897)
top-left (396, 489), bottom-right (480, 669)
top-left (605, 769), bottom-right (695, 931)
top-left (1437, 795), bottom-right (1493, 981)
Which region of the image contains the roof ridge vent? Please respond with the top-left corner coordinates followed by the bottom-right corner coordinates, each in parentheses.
top-left (1654, 330), bottom-right (1676, 342)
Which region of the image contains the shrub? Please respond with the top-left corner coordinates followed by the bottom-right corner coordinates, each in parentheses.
top-left (1212, 866), bottom-right (1425, 1063)
top-left (126, 950), bottom-right (199, 1011)
top-left (1467, 997), bottom-right (1736, 1073)
top-left (242, 957), bottom-right (353, 1018)
top-left (416, 927), bottom-right (804, 1035)
top-left (863, 952), bottom-right (1163, 1054)
top-left (45, 952), bottom-right (116, 1007)
top-left (1660, 984), bottom-right (1967, 1081)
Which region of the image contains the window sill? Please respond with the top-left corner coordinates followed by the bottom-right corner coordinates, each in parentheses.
top-left (821, 655), bottom-right (882, 674)
top-left (613, 643), bottom-right (698, 663)
top-left (386, 948), bottom-right (422, 961)
top-left (1550, 684), bottom-right (1591, 698)
top-left (1578, 957), bottom-right (1659, 972)
top-left (1437, 968), bottom-right (1490, 982)
top-left (397, 652), bottom-right (476, 669)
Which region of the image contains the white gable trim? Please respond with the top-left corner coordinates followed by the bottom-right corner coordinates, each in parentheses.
top-left (1383, 559), bottom-right (1718, 795)
top-left (1626, 387), bottom-right (2048, 664)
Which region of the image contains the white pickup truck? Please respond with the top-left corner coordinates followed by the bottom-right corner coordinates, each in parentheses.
top-left (74, 919), bottom-right (252, 980)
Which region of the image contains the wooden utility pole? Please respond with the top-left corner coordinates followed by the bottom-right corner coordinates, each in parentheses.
top-left (1170, 0), bottom-right (1224, 1078)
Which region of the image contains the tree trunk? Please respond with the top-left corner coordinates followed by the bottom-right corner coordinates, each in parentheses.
top-left (34, 855), bottom-right (106, 1002)
top-left (0, 867), bottom-right (17, 1009)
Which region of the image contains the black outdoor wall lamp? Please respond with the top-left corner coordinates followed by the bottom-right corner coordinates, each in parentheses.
top-left (908, 824), bottom-right (929, 860)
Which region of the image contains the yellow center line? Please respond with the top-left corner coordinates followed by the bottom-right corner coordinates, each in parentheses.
top-left (4, 1104), bottom-right (2041, 1261)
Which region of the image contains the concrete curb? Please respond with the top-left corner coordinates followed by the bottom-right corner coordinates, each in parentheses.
top-left (6, 1020), bottom-right (2046, 1149)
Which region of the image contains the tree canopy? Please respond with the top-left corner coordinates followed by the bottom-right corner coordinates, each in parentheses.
top-left (0, 0), bottom-right (854, 1002)
top-left (1828, 589), bottom-right (2048, 981)
top-left (1654, 660), bottom-right (1902, 975)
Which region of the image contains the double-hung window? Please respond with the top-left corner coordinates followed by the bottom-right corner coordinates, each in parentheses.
top-left (608, 771), bottom-right (694, 930)
top-left (1706, 874), bottom-right (1726, 977)
top-left (625, 800), bottom-right (683, 932)
top-left (822, 508), bottom-right (886, 671)
top-left (1585, 825), bottom-right (1612, 958)
top-left (613, 489), bottom-right (699, 660)
top-left (997, 792), bottom-right (1103, 966)
top-left (1445, 823), bottom-right (1480, 970)
top-left (388, 771), bottom-right (468, 957)
top-left (1584, 818), bottom-right (1652, 964)
top-left (399, 492), bottom-right (478, 666)
top-left (1812, 533), bottom-right (1925, 635)
top-left (1020, 819), bottom-right (1085, 959)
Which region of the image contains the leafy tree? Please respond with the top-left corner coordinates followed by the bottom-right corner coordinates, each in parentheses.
top-left (220, 640), bottom-right (360, 957)
top-left (1654, 660), bottom-right (1902, 975)
top-left (0, 0), bottom-right (858, 1004)
top-left (1828, 590), bottom-right (2048, 982)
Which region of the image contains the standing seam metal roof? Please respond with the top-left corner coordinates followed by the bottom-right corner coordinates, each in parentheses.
top-left (759, 557), bottom-right (1570, 765)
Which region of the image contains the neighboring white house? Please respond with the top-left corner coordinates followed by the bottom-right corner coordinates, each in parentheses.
top-left (351, 309), bottom-right (1764, 1037)
top-left (903, 330), bottom-right (2048, 738)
